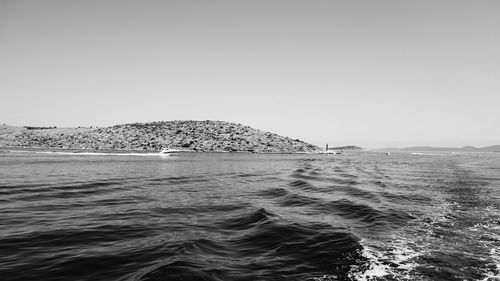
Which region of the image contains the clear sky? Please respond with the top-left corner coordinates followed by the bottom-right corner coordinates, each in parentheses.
top-left (1, 0), bottom-right (499, 148)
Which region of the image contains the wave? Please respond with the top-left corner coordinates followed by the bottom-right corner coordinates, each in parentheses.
top-left (136, 207), bottom-right (364, 281)
top-left (411, 152), bottom-right (454, 156)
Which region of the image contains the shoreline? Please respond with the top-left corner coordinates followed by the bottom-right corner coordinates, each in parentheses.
top-left (0, 146), bottom-right (320, 155)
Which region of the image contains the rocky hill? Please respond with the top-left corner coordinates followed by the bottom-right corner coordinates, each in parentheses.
top-left (0, 121), bottom-right (320, 153)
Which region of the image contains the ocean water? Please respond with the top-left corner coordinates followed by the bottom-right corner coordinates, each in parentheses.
top-left (0, 151), bottom-right (499, 281)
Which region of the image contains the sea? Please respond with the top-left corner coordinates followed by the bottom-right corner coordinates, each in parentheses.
top-left (0, 150), bottom-right (499, 281)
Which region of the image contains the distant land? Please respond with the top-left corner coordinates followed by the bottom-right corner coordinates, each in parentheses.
top-left (328, 145), bottom-right (363, 151)
top-left (376, 145), bottom-right (500, 153)
top-left (0, 121), bottom-right (321, 153)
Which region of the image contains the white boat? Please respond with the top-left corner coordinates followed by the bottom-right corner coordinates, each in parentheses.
top-left (159, 148), bottom-right (181, 154)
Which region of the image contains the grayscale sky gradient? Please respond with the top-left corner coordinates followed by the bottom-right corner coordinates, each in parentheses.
top-left (1, 0), bottom-right (499, 148)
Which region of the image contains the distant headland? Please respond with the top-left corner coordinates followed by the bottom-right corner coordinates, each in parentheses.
top-left (376, 145), bottom-right (500, 153)
top-left (327, 145), bottom-right (363, 151)
top-left (0, 121), bottom-right (322, 153)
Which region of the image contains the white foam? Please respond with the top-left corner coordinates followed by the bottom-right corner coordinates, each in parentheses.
top-left (349, 237), bottom-right (420, 281)
top-left (411, 152), bottom-right (448, 156)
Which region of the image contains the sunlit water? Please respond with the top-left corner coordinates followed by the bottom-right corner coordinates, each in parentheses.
top-left (0, 151), bottom-right (499, 281)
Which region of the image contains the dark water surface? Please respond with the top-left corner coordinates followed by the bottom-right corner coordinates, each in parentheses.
top-left (1, 151), bottom-right (499, 281)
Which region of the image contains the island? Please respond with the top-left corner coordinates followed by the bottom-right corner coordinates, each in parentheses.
top-left (0, 121), bottom-right (321, 153)
top-left (327, 145), bottom-right (363, 151)
top-left (376, 145), bottom-right (500, 153)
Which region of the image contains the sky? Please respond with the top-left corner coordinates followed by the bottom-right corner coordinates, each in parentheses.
top-left (1, 0), bottom-right (499, 149)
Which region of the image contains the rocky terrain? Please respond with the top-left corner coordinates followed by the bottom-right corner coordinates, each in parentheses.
top-left (0, 121), bottom-right (320, 153)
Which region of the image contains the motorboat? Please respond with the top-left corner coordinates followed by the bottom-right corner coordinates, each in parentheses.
top-left (159, 148), bottom-right (181, 154)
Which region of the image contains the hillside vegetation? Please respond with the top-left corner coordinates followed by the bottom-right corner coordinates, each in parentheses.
top-left (0, 121), bottom-right (320, 153)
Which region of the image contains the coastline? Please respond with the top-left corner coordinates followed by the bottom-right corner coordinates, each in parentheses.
top-left (0, 121), bottom-right (321, 154)
top-left (0, 146), bottom-right (319, 155)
